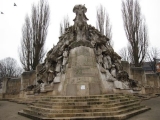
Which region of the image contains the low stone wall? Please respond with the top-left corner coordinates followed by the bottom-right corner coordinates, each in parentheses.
top-left (0, 77), bottom-right (22, 98)
top-left (146, 74), bottom-right (159, 87)
top-left (145, 88), bottom-right (160, 94)
top-left (6, 78), bottom-right (21, 95)
top-left (21, 70), bottom-right (36, 90)
top-left (122, 61), bottom-right (160, 94)
top-left (130, 67), bottom-right (146, 85)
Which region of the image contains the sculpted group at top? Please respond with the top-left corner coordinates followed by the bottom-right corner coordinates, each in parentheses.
top-left (32, 4), bottom-right (140, 94)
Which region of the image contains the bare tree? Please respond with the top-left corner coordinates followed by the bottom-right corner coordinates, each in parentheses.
top-left (96, 5), bottom-right (113, 46)
top-left (31, 0), bottom-right (50, 70)
top-left (122, 0), bottom-right (148, 67)
top-left (119, 47), bottom-right (130, 62)
top-left (19, 0), bottom-right (50, 70)
top-left (60, 15), bottom-right (70, 36)
top-left (19, 15), bottom-right (32, 71)
top-left (0, 57), bottom-right (23, 77)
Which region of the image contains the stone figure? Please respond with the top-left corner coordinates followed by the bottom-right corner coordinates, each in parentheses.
top-left (113, 52), bottom-right (122, 71)
top-left (53, 73), bottom-right (61, 83)
top-left (103, 55), bottom-right (109, 70)
top-left (111, 65), bottom-right (117, 78)
top-left (48, 72), bottom-right (54, 83)
top-left (114, 59), bottom-right (120, 71)
top-left (106, 55), bottom-right (112, 69)
top-left (101, 44), bottom-right (107, 52)
top-left (40, 83), bottom-right (45, 91)
top-left (105, 70), bottom-right (117, 82)
top-left (96, 47), bottom-right (103, 64)
top-left (55, 56), bottom-right (63, 73)
top-left (105, 41), bottom-right (114, 54)
top-left (45, 59), bottom-right (51, 72)
top-left (96, 46), bottom-right (106, 73)
top-left (73, 4), bottom-right (88, 41)
top-left (62, 48), bottom-right (69, 73)
top-left (90, 31), bottom-right (99, 46)
top-left (62, 49), bottom-right (69, 65)
top-left (47, 66), bottom-right (55, 84)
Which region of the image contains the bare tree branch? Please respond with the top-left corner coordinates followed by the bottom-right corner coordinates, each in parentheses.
top-left (122, 0), bottom-right (148, 67)
top-left (19, 15), bottom-right (32, 71)
top-left (96, 4), bottom-right (113, 46)
top-left (60, 15), bottom-right (70, 36)
top-left (0, 57), bottom-right (23, 77)
top-left (119, 47), bottom-right (130, 62)
top-left (19, 0), bottom-right (50, 70)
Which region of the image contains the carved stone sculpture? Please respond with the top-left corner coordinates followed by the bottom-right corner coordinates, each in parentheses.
top-left (103, 55), bottom-right (109, 69)
top-left (111, 65), bottom-right (117, 78)
top-left (34, 4), bottom-right (142, 94)
top-left (55, 56), bottom-right (62, 73)
top-left (73, 4), bottom-right (88, 41)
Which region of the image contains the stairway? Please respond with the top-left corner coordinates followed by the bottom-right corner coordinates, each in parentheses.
top-left (8, 95), bottom-right (41, 104)
top-left (18, 94), bottom-right (150, 120)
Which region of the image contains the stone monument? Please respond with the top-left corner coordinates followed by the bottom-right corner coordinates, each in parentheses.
top-left (18, 5), bottom-right (150, 120)
top-left (35, 4), bottom-right (140, 96)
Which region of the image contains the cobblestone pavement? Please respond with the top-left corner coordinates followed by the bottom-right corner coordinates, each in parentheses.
top-left (0, 96), bottom-right (160, 120)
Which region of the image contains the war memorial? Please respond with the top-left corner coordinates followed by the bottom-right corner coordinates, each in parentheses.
top-left (1, 4), bottom-right (160, 120)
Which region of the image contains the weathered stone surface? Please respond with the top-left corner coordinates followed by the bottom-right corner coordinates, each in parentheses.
top-left (21, 71), bottom-right (36, 91)
top-left (66, 84), bottom-right (77, 96)
top-left (3, 77), bottom-right (21, 96)
top-left (130, 67), bottom-right (145, 85)
top-left (89, 83), bottom-right (101, 95)
top-left (64, 46), bottom-right (101, 96)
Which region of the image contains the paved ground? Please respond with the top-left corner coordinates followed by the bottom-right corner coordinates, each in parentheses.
top-left (128, 96), bottom-right (160, 120)
top-left (0, 101), bottom-right (30, 120)
top-left (0, 97), bottom-right (160, 120)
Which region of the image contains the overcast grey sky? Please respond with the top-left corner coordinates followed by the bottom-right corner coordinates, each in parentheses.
top-left (0, 0), bottom-right (160, 66)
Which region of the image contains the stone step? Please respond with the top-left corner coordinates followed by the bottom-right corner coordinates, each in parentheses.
top-left (40, 95), bottom-right (132, 100)
top-left (42, 93), bottom-right (126, 97)
top-left (18, 106), bottom-right (150, 120)
top-left (36, 98), bottom-right (132, 106)
top-left (29, 101), bottom-right (140, 113)
top-left (41, 98), bottom-right (111, 102)
top-left (32, 99), bottom-right (139, 109)
top-left (8, 98), bottom-right (39, 104)
top-left (18, 94), bottom-right (150, 120)
top-left (22, 105), bottom-right (144, 118)
top-left (39, 96), bottom-right (134, 102)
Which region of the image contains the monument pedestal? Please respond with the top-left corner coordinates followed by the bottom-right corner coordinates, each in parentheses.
top-left (63, 46), bottom-right (101, 96)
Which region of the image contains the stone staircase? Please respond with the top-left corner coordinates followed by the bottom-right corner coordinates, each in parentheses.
top-left (6, 95), bottom-right (42, 104)
top-left (133, 93), bottom-right (159, 101)
top-left (8, 97), bottom-right (37, 104)
top-left (18, 94), bottom-right (150, 120)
